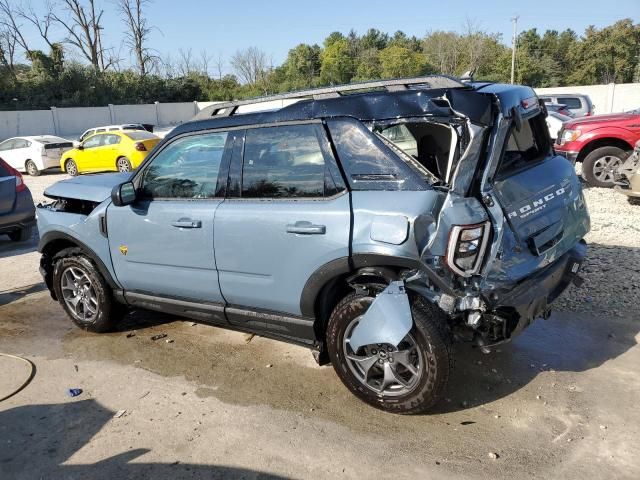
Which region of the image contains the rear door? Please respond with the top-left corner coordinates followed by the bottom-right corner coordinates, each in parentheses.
top-left (214, 122), bottom-right (350, 328)
top-left (0, 161), bottom-right (16, 215)
top-left (488, 112), bottom-right (589, 281)
top-left (0, 140), bottom-right (20, 170)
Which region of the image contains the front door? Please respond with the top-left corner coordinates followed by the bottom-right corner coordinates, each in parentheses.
top-left (107, 131), bottom-right (231, 309)
top-left (215, 123), bottom-right (351, 326)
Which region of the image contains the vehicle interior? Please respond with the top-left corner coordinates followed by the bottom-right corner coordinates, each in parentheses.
top-left (375, 121), bottom-right (455, 183)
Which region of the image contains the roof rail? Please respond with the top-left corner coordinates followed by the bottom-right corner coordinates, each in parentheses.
top-left (194, 75), bottom-right (465, 120)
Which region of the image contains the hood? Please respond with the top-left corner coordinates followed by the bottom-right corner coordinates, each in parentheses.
top-left (566, 113), bottom-right (640, 130)
top-left (44, 173), bottom-right (130, 203)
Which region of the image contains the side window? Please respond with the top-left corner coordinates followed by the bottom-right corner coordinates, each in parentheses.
top-left (104, 134), bottom-right (121, 145)
top-left (13, 139), bottom-right (28, 149)
top-left (557, 97), bottom-right (582, 109)
top-left (0, 140), bottom-right (14, 151)
top-left (241, 124), bottom-right (332, 198)
top-left (96, 128), bottom-right (106, 133)
top-left (83, 135), bottom-right (103, 149)
top-left (327, 118), bottom-right (427, 191)
top-left (141, 132), bottom-right (229, 199)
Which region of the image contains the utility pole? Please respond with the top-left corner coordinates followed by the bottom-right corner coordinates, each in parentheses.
top-left (510, 16), bottom-right (519, 84)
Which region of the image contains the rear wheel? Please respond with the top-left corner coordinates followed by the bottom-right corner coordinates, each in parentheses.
top-left (52, 252), bottom-right (122, 332)
top-left (326, 291), bottom-right (452, 414)
top-left (25, 160), bottom-right (40, 176)
top-left (582, 146), bottom-right (628, 188)
top-left (8, 226), bottom-right (32, 242)
top-left (116, 157), bottom-right (132, 173)
top-left (628, 196), bottom-right (640, 206)
top-left (65, 159), bottom-right (78, 176)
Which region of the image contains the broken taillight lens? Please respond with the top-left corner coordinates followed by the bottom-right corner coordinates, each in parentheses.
top-left (445, 222), bottom-right (491, 277)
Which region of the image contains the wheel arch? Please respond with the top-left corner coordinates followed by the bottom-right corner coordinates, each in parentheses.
top-left (39, 232), bottom-right (120, 299)
top-left (301, 254), bottom-right (419, 347)
top-left (576, 136), bottom-right (634, 163)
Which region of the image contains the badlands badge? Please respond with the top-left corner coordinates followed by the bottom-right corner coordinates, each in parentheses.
top-left (119, 245), bottom-right (128, 256)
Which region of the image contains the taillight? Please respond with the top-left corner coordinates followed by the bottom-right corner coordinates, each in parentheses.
top-left (445, 222), bottom-right (491, 277)
top-left (135, 142), bottom-right (147, 151)
top-left (2, 161), bottom-right (27, 192)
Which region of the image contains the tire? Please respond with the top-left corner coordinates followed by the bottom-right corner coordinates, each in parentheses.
top-left (582, 146), bottom-right (628, 188)
top-left (628, 196), bottom-right (640, 206)
top-left (116, 157), bottom-right (132, 173)
top-left (25, 160), bottom-right (40, 176)
top-left (65, 159), bottom-right (78, 176)
top-left (52, 251), bottom-right (122, 333)
top-left (326, 290), bottom-right (452, 414)
top-left (8, 226), bottom-right (32, 242)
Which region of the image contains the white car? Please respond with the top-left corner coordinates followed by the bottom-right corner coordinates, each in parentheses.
top-left (79, 124), bottom-right (148, 143)
top-left (0, 136), bottom-right (74, 176)
top-left (546, 112), bottom-right (572, 141)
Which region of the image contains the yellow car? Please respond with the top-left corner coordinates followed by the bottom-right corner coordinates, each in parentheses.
top-left (60, 130), bottom-right (160, 176)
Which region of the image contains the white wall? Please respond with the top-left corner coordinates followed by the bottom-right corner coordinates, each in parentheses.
top-left (0, 109), bottom-right (56, 140)
top-left (0, 102), bottom-right (210, 141)
top-left (535, 83), bottom-right (640, 114)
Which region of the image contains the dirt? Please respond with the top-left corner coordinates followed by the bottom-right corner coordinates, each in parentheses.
top-left (0, 172), bottom-right (639, 479)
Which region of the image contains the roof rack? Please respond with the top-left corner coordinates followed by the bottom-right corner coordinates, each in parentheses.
top-left (194, 75), bottom-right (465, 120)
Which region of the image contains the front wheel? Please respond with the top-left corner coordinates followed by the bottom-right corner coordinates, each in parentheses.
top-left (326, 291), bottom-right (452, 414)
top-left (582, 146), bottom-right (628, 188)
top-left (52, 253), bottom-right (121, 332)
top-left (116, 157), bottom-right (132, 173)
top-left (65, 159), bottom-right (78, 176)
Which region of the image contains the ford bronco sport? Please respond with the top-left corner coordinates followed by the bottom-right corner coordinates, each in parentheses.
top-left (37, 76), bottom-right (590, 414)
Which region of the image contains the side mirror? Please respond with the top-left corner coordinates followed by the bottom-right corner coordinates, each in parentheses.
top-left (111, 182), bottom-right (136, 207)
top-left (77, 144), bottom-right (84, 150)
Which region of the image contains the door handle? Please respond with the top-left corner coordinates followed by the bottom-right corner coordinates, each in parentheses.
top-left (171, 219), bottom-right (202, 229)
top-left (286, 221), bottom-right (326, 235)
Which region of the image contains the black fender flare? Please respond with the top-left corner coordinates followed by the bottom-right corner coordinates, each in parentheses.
top-left (38, 231), bottom-right (120, 292)
top-left (299, 254), bottom-right (421, 318)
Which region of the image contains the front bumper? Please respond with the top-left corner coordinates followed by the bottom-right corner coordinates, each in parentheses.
top-left (488, 240), bottom-right (587, 337)
top-left (555, 150), bottom-right (579, 164)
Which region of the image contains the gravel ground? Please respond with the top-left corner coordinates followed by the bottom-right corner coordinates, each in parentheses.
top-left (555, 183), bottom-right (640, 316)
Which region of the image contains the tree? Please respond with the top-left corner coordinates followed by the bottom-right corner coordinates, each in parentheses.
top-left (320, 38), bottom-right (352, 84)
top-left (50, 0), bottom-right (114, 71)
top-left (280, 43), bottom-right (321, 89)
top-left (231, 46), bottom-right (268, 84)
top-left (379, 44), bottom-right (428, 78)
top-left (116, 0), bottom-right (156, 76)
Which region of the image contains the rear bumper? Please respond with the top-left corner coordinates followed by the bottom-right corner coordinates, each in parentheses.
top-left (0, 213), bottom-right (35, 234)
top-left (0, 189), bottom-right (36, 233)
top-left (488, 240), bottom-right (587, 337)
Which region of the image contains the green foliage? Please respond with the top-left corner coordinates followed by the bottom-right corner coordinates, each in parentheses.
top-left (1, 19), bottom-right (638, 110)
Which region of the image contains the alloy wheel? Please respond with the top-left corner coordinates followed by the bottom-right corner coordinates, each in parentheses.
top-left (342, 316), bottom-right (424, 396)
top-left (117, 158), bottom-right (131, 172)
top-left (593, 155), bottom-right (623, 184)
top-left (60, 266), bottom-right (99, 322)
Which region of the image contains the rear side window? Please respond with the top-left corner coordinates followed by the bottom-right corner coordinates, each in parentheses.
top-left (497, 113), bottom-right (551, 176)
top-left (327, 118), bottom-right (428, 191)
top-left (103, 134), bottom-right (121, 145)
top-left (141, 132), bottom-right (229, 199)
top-left (241, 124), bottom-right (338, 198)
top-left (557, 97), bottom-right (582, 109)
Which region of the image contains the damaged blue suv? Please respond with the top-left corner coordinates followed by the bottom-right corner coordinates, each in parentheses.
top-left (37, 76), bottom-right (589, 414)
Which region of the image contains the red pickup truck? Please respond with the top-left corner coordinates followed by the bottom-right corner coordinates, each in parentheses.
top-left (555, 109), bottom-right (640, 187)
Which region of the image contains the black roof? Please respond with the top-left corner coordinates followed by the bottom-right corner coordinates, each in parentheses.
top-left (167, 77), bottom-right (538, 141)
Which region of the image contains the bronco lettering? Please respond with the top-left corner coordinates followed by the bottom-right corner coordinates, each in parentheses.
top-left (508, 187), bottom-right (567, 220)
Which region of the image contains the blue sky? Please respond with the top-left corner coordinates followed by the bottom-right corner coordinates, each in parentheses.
top-left (19, 0), bottom-right (639, 75)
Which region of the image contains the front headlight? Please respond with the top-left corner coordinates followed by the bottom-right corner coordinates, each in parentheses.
top-left (446, 222), bottom-right (491, 277)
top-left (561, 129), bottom-right (582, 144)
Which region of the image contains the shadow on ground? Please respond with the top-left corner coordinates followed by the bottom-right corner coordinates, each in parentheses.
top-left (0, 399), bottom-right (288, 480)
top-left (0, 231), bottom-right (38, 259)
